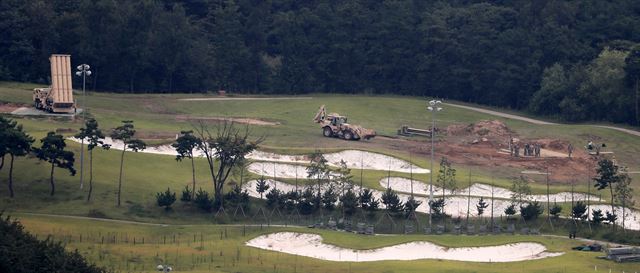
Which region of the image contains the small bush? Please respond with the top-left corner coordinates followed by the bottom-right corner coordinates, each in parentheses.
top-left (180, 186), bottom-right (193, 202)
top-left (156, 188), bottom-right (176, 211)
top-left (194, 188), bottom-right (213, 212)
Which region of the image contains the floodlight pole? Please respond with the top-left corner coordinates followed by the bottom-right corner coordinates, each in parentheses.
top-left (427, 100), bottom-right (442, 228)
top-left (76, 64), bottom-right (90, 190)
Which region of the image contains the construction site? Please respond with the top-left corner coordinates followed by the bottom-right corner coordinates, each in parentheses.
top-left (1, 55), bottom-right (639, 273)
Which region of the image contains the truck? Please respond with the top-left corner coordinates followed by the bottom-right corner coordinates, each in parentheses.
top-left (312, 105), bottom-right (376, 140)
top-left (33, 54), bottom-right (75, 113)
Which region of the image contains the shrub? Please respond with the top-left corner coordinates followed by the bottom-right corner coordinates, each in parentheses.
top-left (194, 188), bottom-right (213, 212)
top-left (156, 188), bottom-right (176, 211)
top-left (180, 186), bottom-right (192, 202)
top-left (520, 201), bottom-right (543, 221)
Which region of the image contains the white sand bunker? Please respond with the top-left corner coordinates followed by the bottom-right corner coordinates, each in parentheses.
top-left (587, 204), bottom-right (640, 231)
top-left (68, 139), bottom-right (427, 174)
top-left (242, 179), bottom-right (512, 218)
top-left (247, 162), bottom-right (339, 179)
top-left (381, 177), bottom-right (602, 202)
top-left (324, 150), bottom-right (429, 174)
top-left (246, 232), bottom-right (562, 262)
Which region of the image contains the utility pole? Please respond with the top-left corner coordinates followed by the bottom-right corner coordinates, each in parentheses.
top-left (427, 100), bottom-right (442, 228)
top-left (75, 64), bottom-right (91, 189)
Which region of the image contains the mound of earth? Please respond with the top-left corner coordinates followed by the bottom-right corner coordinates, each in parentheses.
top-left (446, 120), bottom-right (514, 138)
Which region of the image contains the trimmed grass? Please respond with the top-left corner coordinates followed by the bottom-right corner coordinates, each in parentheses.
top-left (10, 214), bottom-right (639, 273)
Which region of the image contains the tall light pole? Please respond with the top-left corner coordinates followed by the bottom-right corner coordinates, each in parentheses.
top-left (427, 100), bottom-right (442, 228)
top-left (76, 64), bottom-right (91, 189)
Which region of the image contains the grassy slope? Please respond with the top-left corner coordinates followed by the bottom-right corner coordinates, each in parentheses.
top-left (1, 81), bottom-right (639, 218)
top-left (14, 214), bottom-right (639, 273)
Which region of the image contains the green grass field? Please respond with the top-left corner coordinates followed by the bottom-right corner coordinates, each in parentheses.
top-left (2, 81), bottom-right (640, 272)
top-left (13, 214), bottom-right (640, 273)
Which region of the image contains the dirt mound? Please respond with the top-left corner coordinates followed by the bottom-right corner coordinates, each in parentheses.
top-left (0, 102), bottom-right (24, 113)
top-left (536, 139), bottom-right (568, 151)
top-left (446, 120), bottom-right (513, 138)
top-left (469, 120), bottom-right (513, 137)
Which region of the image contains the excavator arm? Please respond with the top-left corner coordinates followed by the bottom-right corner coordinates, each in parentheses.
top-left (313, 104), bottom-right (326, 123)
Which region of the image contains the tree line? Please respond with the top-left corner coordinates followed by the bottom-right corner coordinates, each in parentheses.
top-left (1, 0), bottom-right (640, 124)
top-left (0, 214), bottom-right (107, 273)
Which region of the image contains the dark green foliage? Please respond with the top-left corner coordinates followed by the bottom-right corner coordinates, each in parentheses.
top-left (550, 204), bottom-right (562, 219)
top-left (224, 184), bottom-right (250, 210)
top-left (476, 197), bottom-right (489, 216)
top-left (591, 209), bottom-right (604, 225)
top-left (193, 188), bottom-right (213, 212)
top-left (504, 204), bottom-right (517, 218)
top-left (180, 185), bottom-right (192, 202)
top-left (428, 198), bottom-right (446, 219)
top-left (156, 188), bottom-right (176, 211)
top-left (75, 118), bottom-right (109, 201)
top-left (0, 215), bottom-right (108, 273)
top-left (605, 211), bottom-right (618, 225)
top-left (0, 117), bottom-right (34, 198)
top-left (34, 132), bottom-right (76, 196)
top-left (520, 201), bottom-right (543, 221)
top-left (321, 187), bottom-right (338, 211)
top-left (571, 201), bottom-right (588, 220)
top-left (298, 188), bottom-right (317, 215)
top-left (358, 189), bottom-right (379, 213)
top-left (265, 189), bottom-right (284, 209)
top-left (172, 130), bottom-right (201, 200)
top-left (255, 176), bottom-right (269, 199)
top-left (381, 188), bottom-right (402, 214)
top-left (3, 1), bottom-right (640, 123)
top-left (111, 121), bottom-right (146, 207)
top-left (340, 189), bottom-right (358, 216)
top-left (284, 190), bottom-right (300, 211)
top-left (403, 197), bottom-right (422, 216)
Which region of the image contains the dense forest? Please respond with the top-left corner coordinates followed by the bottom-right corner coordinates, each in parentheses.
top-left (0, 215), bottom-right (108, 273)
top-left (1, 0), bottom-right (639, 124)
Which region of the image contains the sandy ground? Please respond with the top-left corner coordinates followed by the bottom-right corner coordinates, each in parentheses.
top-left (178, 97), bottom-right (313, 101)
top-left (324, 150), bottom-right (429, 174)
top-left (247, 162), bottom-right (339, 179)
top-left (243, 179), bottom-right (513, 218)
top-left (245, 232), bottom-right (563, 262)
top-left (243, 179), bottom-right (640, 229)
top-left (69, 137), bottom-right (428, 174)
top-left (380, 177), bottom-right (602, 202)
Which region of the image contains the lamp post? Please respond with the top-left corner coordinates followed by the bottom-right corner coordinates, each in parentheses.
top-left (427, 100), bottom-right (442, 227)
top-left (76, 64), bottom-right (91, 189)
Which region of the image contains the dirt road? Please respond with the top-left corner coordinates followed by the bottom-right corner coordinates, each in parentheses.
top-left (446, 103), bottom-right (640, 137)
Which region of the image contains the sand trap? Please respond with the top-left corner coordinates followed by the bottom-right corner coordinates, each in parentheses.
top-left (175, 115), bottom-right (279, 126)
top-left (69, 138), bottom-right (428, 174)
top-left (380, 177), bottom-right (602, 202)
top-left (587, 204), bottom-right (640, 231)
top-left (247, 162), bottom-right (338, 179)
top-left (242, 179), bottom-right (512, 217)
top-left (246, 232), bottom-right (562, 262)
top-left (324, 150), bottom-right (429, 174)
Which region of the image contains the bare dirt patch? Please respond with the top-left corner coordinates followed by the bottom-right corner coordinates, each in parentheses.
top-left (175, 115), bottom-right (279, 126)
top-left (0, 102), bottom-right (26, 113)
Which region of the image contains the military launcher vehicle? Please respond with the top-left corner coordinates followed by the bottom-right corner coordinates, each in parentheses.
top-left (33, 54), bottom-right (75, 113)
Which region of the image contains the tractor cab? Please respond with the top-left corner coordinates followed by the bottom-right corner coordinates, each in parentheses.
top-left (330, 115), bottom-right (348, 126)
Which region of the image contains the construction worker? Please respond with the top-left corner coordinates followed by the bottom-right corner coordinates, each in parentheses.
top-left (568, 144), bottom-right (573, 158)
